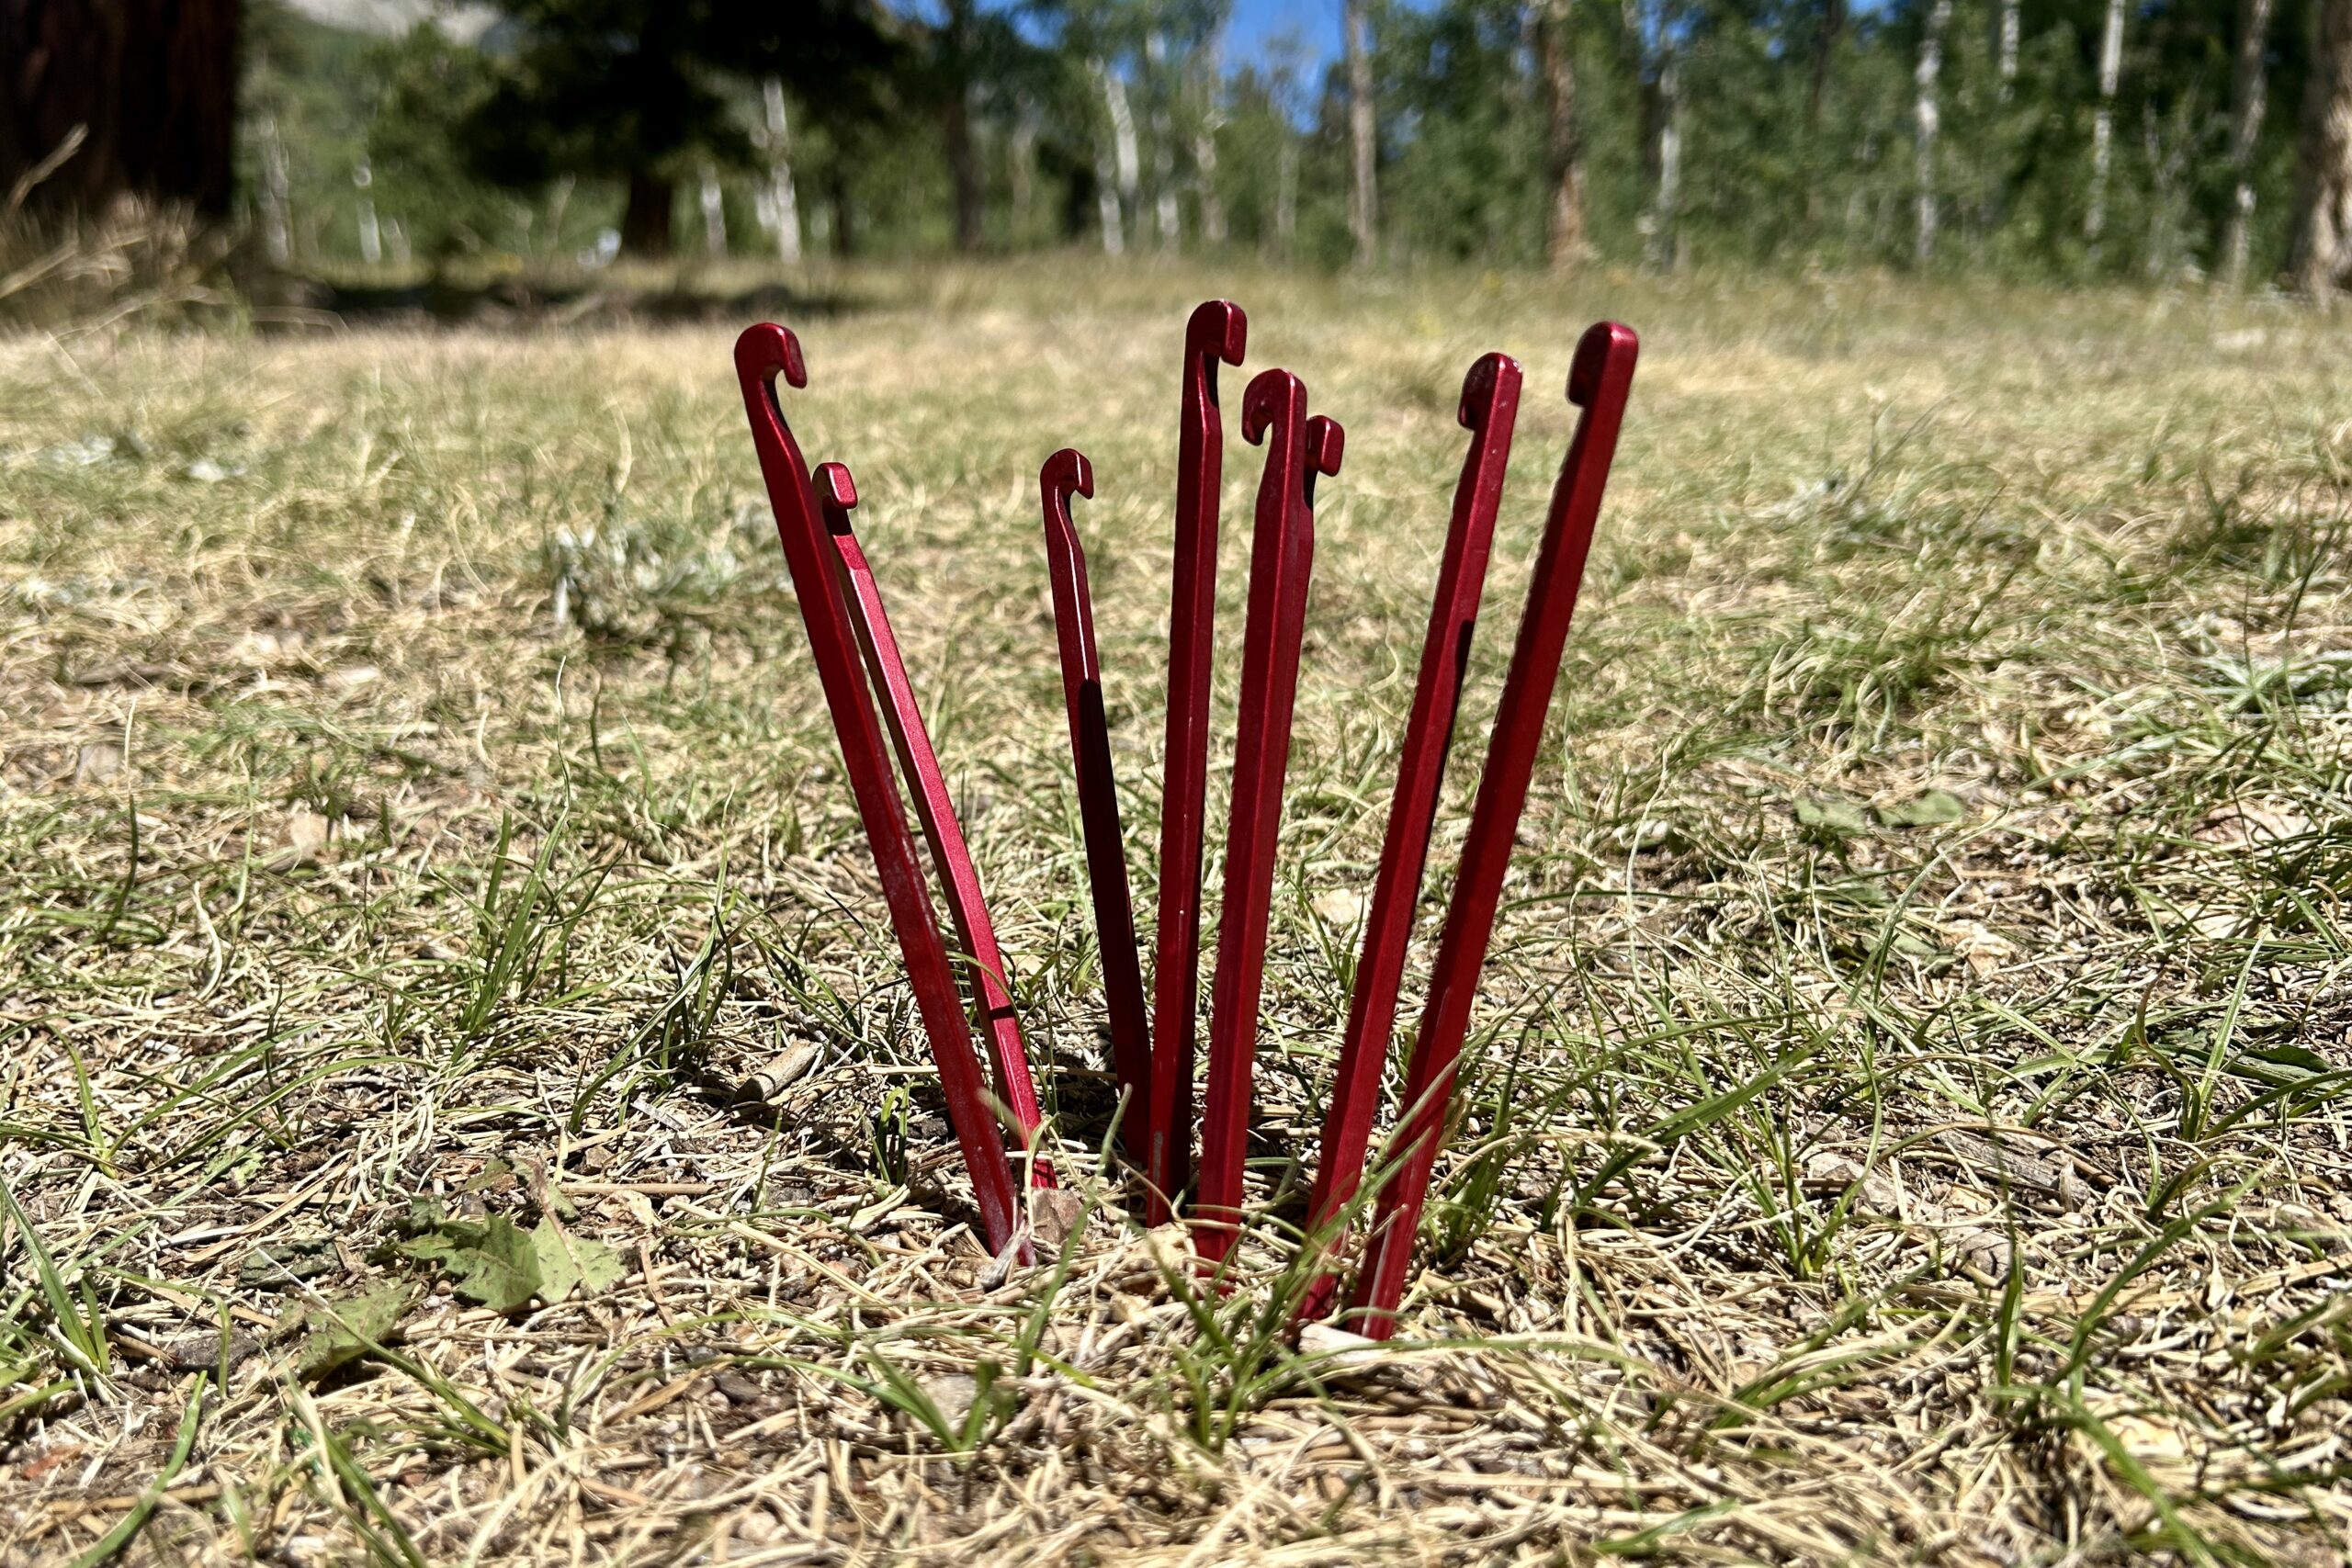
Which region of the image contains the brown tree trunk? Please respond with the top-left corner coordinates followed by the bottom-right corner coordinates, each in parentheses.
top-left (1808, 0), bottom-right (1845, 129)
top-left (0, 0), bottom-right (241, 219)
top-left (1539, 0), bottom-right (1589, 270)
top-left (1345, 0), bottom-right (1377, 265)
top-left (620, 171), bottom-right (674, 258)
top-left (944, 94), bottom-right (980, 251)
top-left (2290, 0), bottom-right (2352, 295)
top-left (1804, 0), bottom-right (1845, 228)
top-left (828, 166), bottom-right (856, 258)
top-left (943, 0), bottom-right (981, 253)
top-left (2222, 0), bottom-right (2276, 290)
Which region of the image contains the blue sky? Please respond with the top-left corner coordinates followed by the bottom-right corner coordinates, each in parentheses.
top-left (983, 1), bottom-right (1361, 75)
top-left (1226, 0), bottom-right (1347, 71)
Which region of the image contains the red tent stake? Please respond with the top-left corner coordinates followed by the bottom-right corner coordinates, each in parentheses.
top-left (814, 460), bottom-right (1054, 1189)
top-left (1040, 449), bottom-right (1154, 1153)
top-left (1295, 353), bottom-right (1521, 1323)
top-left (733, 325), bottom-right (1024, 1259)
top-left (1146, 302), bottom-right (1247, 1223)
top-left (1345, 323), bottom-right (1638, 1337)
top-left (1194, 371), bottom-right (1343, 1270)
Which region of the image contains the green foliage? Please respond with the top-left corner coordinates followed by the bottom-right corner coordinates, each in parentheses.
top-left (282, 1283), bottom-right (417, 1383)
top-left (234, 0), bottom-right (2324, 283)
top-left (384, 1201), bottom-right (625, 1313)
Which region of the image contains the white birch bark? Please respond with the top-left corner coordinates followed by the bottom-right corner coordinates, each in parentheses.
top-left (699, 165), bottom-right (727, 256)
top-left (353, 156), bottom-right (380, 265)
top-left (1093, 61), bottom-right (1129, 255)
top-left (259, 114), bottom-right (292, 265)
top-left (1997, 0), bottom-right (2019, 96)
top-left (761, 78), bottom-right (801, 265)
top-left (1193, 61), bottom-right (1227, 246)
top-left (1145, 33), bottom-right (1180, 248)
top-left (1651, 53), bottom-right (1683, 271)
top-left (1915, 0), bottom-right (1951, 264)
top-left (1103, 63), bottom-right (1141, 243)
top-left (2086, 0), bottom-right (2125, 247)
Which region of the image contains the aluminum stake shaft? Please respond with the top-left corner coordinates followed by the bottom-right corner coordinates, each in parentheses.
top-left (1347, 323), bottom-right (1637, 1336)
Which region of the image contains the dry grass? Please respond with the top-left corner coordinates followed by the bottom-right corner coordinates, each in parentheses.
top-left (4, 263), bottom-right (2351, 1564)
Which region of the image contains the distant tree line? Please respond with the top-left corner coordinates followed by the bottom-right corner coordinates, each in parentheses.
top-left (6, 0), bottom-right (2352, 293)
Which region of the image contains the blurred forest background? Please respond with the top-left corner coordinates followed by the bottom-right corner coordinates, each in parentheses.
top-left (3, 0), bottom-right (2350, 301)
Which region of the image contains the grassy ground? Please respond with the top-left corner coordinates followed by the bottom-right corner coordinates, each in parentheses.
top-left (3, 264), bottom-right (2350, 1564)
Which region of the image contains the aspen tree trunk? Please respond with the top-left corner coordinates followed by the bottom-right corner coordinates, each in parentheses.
top-left (1274, 139), bottom-right (1298, 253)
top-left (1102, 64), bottom-right (1140, 245)
top-left (2085, 0), bottom-right (2125, 248)
top-left (1010, 96), bottom-right (1037, 243)
top-left (1147, 35), bottom-right (1179, 248)
top-left (761, 78), bottom-right (801, 265)
top-left (1649, 52), bottom-right (1682, 271)
top-left (2222, 0), bottom-right (2276, 289)
top-left (699, 165), bottom-right (727, 255)
top-left (353, 156), bottom-right (380, 265)
top-left (1996, 0), bottom-right (2018, 93)
top-left (1092, 61), bottom-right (1128, 255)
top-left (1539, 0), bottom-right (1590, 269)
top-left (1193, 62), bottom-right (1227, 245)
top-left (1345, 0), bottom-right (1378, 264)
top-left (1094, 139), bottom-right (1125, 254)
top-left (2290, 0), bottom-right (2352, 294)
top-left (258, 113), bottom-right (291, 265)
top-left (1916, 0), bottom-right (1950, 264)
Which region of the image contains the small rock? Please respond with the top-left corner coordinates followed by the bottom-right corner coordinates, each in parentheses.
top-left (1951, 1227), bottom-right (2015, 1282)
top-left (1311, 890), bottom-right (1368, 930)
top-left (277, 808), bottom-right (331, 868)
top-left (920, 1372), bottom-right (979, 1427)
top-left (74, 742), bottom-right (122, 785)
top-left (1030, 1186), bottom-right (1089, 1252)
top-left (715, 1370), bottom-right (764, 1404)
top-left (1298, 1322), bottom-right (1384, 1376)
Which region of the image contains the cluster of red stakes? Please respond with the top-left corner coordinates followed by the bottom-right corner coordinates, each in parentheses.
top-left (733, 303), bottom-right (1637, 1339)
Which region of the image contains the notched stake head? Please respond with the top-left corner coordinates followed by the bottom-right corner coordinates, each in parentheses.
top-left (1043, 447), bottom-right (1095, 506)
top-left (1306, 416), bottom-right (1344, 478)
top-left (1184, 300), bottom-right (1249, 369)
top-left (1241, 368), bottom-right (1304, 446)
top-left (734, 321), bottom-right (808, 391)
top-left (1458, 353), bottom-right (1522, 431)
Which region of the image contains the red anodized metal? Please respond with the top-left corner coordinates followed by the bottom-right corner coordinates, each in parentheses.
top-left (1193, 371), bottom-right (1344, 1269)
top-left (732, 325), bottom-right (1024, 1258)
top-left (1294, 352), bottom-right (1523, 1323)
top-left (1344, 322), bottom-right (1639, 1337)
top-left (1039, 449), bottom-right (1154, 1149)
top-left (813, 459), bottom-right (1053, 1188)
top-left (1147, 300), bottom-right (1249, 1222)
